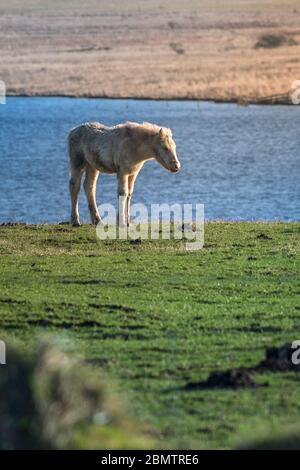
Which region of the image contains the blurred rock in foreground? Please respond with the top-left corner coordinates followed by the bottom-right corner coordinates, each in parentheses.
top-left (0, 340), bottom-right (152, 449)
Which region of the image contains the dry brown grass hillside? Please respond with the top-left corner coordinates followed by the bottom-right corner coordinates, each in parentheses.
top-left (0, 0), bottom-right (299, 102)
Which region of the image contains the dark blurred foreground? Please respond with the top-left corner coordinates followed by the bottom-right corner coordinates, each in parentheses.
top-left (0, 340), bottom-right (151, 449)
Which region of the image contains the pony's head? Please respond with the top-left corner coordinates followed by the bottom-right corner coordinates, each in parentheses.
top-left (154, 128), bottom-right (181, 173)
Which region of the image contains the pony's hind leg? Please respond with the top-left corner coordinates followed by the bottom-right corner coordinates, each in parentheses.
top-left (83, 164), bottom-right (101, 225)
top-left (69, 166), bottom-right (84, 226)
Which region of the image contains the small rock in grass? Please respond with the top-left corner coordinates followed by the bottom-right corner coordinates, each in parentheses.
top-left (130, 239), bottom-right (142, 245)
top-left (256, 233), bottom-right (272, 240)
top-left (185, 368), bottom-right (263, 390)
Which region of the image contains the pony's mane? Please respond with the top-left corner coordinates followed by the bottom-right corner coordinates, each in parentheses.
top-left (115, 121), bottom-right (171, 137)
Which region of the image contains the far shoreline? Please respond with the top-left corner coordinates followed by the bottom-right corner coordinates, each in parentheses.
top-left (5, 92), bottom-right (292, 106)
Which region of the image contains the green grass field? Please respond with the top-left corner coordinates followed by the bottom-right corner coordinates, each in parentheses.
top-left (0, 222), bottom-right (299, 449)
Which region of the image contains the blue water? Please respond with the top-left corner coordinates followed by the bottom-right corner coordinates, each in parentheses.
top-left (0, 97), bottom-right (299, 222)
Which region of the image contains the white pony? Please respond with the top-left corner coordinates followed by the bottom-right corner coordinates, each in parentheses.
top-left (68, 121), bottom-right (181, 226)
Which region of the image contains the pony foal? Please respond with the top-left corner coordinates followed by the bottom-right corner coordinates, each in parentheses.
top-left (68, 121), bottom-right (181, 226)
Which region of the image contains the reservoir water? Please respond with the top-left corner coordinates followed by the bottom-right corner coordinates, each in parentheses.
top-left (0, 97), bottom-right (299, 223)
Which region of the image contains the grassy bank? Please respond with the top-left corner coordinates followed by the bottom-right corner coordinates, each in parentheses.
top-left (0, 222), bottom-right (299, 448)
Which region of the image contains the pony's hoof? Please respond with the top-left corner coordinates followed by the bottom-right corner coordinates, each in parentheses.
top-left (92, 218), bottom-right (102, 226)
top-left (71, 221), bottom-right (81, 227)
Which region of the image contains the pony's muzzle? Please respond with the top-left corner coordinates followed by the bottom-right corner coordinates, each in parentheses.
top-left (171, 160), bottom-right (181, 172)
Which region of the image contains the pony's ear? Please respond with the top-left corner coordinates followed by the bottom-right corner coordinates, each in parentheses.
top-left (159, 128), bottom-right (165, 140)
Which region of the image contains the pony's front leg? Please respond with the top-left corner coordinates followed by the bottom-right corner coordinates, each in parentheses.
top-left (127, 174), bottom-right (137, 226)
top-left (117, 173), bottom-right (129, 227)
